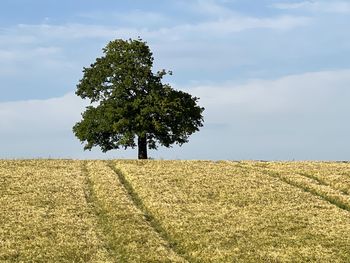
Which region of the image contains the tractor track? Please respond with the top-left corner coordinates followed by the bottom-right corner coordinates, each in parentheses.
top-left (106, 161), bottom-right (194, 263)
top-left (239, 163), bottom-right (350, 213)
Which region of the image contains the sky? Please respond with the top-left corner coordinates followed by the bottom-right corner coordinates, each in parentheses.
top-left (0, 0), bottom-right (350, 160)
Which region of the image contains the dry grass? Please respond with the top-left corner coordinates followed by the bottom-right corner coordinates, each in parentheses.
top-left (241, 161), bottom-right (350, 212)
top-left (115, 160), bottom-right (350, 262)
top-left (256, 161), bottom-right (350, 194)
top-left (85, 160), bottom-right (186, 262)
top-left (0, 160), bottom-right (111, 262)
top-left (2, 160), bottom-right (350, 262)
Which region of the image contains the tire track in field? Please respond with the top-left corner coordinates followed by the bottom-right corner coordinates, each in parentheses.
top-left (106, 161), bottom-right (194, 263)
top-left (297, 171), bottom-right (349, 196)
top-left (81, 161), bottom-right (119, 263)
top-left (84, 160), bottom-right (187, 262)
top-left (239, 163), bottom-right (350, 213)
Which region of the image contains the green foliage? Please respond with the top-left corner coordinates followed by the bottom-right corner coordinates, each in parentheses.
top-left (73, 38), bottom-right (204, 157)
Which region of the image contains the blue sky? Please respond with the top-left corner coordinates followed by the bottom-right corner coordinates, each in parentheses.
top-left (0, 0), bottom-right (350, 160)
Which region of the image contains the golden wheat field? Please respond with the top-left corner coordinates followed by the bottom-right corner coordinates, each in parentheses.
top-left (1, 160), bottom-right (350, 262)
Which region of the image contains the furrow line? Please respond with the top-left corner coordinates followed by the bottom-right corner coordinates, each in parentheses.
top-left (239, 164), bottom-right (350, 213)
top-left (81, 161), bottom-right (120, 263)
top-left (297, 172), bottom-right (349, 196)
top-left (106, 161), bottom-right (194, 263)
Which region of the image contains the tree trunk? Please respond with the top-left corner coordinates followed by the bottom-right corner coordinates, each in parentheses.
top-left (138, 135), bottom-right (148, 159)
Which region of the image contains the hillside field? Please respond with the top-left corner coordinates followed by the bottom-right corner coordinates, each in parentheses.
top-left (1, 160), bottom-right (350, 262)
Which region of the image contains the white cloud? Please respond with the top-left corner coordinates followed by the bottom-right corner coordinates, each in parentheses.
top-left (79, 10), bottom-right (170, 28)
top-left (0, 93), bottom-right (87, 158)
top-left (0, 45), bottom-right (74, 77)
top-left (0, 93), bottom-right (140, 159)
top-left (0, 46), bottom-right (61, 61)
top-left (273, 1), bottom-right (350, 13)
top-left (180, 69), bottom-right (350, 160)
top-left (0, 11), bottom-right (310, 79)
top-left (177, 0), bottom-right (309, 32)
top-left (2, 10), bottom-right (308, 44)
top-left (273, 2), bottom-right (312, 10)
top-left (0, 69), bottom-right (347, 129)
top-left (191, 69), bottom-right (350, 122)
top-left (186, 0), bottom-right (234, 17)
top-left (16, 23), bottom-right (138, 40)
top-left (0, 69), bottom-right (349, 159)
top-left (0, 92), bottom-right (86, 133)
top-left (175, 15), bottom-right (310, 34)
top-left (273, 2), bottom-right (309, 9)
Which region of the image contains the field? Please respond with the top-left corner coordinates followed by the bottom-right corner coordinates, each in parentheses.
top-left (1, 160), bottom-right (350, 262)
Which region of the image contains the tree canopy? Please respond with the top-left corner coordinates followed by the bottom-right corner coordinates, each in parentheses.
top-left (73, 38), bottom-right (204, 159)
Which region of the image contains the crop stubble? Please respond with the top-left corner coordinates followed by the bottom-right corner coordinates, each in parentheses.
top-left (1, 160), bottom-right (350, 262)
top-left (115, 160), bottom-right (350, 262)
top-left (0, 160), bottom-right (111, 262)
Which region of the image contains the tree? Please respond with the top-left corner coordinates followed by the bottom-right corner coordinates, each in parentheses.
top-left (73, 38), bottom-right (204, 159)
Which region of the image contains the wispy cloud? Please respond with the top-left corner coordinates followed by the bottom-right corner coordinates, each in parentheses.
top-left (192, 69), bottom-right (350, 121)
top-left (0, 93), bottom-right (85, 133)
top-left (11, 13), bottom-right (308, 42)
top-left (273, 1), bottom-right (350, 13)
top-left (183, 69), bottom-right (350, 160)
top-left (0, 10), bottom-right (310, 80)
top-left (0, 70), bottom-right (350, 159)
top-left (170, 15), bottom-right (310, 35)
top-left (16, 23), bottom-right (138, 40)
top-left (0, 93), bottom-right (137, 158)
top-left (273, 2), bottom-right (312, 10)
top-left (2, 70), bottom-right (348, 159)
top-left (0, 45), bottom-right (72, 77)
top-left (0, 46), bottom-right (61, 60)
top-left (78, 10), bottom-right (171, 28)
top-left (184, 0), bottom-right (234, 18)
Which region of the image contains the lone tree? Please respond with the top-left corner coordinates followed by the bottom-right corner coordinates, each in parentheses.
top-left (73, 38), bottom-right (204, 159)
